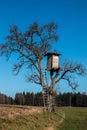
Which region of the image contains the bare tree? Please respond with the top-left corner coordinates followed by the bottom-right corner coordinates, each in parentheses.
top-left (0, 22), bottom-right (86, 112)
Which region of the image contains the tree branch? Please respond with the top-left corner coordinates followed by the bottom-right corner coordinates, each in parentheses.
top-left (62, 75), bottom-right (79, 90)
top-left (26, 73), bottom-right (41, 85)
top-left (56, 61), bottom-right (86, 84)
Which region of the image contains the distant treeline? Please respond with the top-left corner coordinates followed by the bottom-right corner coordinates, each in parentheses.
top-left (0, 92), bottom-right (87, 107)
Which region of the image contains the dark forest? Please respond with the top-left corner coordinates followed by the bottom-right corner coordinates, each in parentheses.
top-left (0, 92), bottom-right (87, 107)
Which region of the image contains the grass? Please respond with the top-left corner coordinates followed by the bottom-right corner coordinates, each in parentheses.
top-left (0, 105), bottom-right (64, 130)
top-left (58, 107), bottom-right (87, 130)
top-left (0, 105), bottom-right (87, 130)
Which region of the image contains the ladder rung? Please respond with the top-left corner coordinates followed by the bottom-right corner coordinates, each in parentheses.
top-left (43, 95), bottom-right (48, 97)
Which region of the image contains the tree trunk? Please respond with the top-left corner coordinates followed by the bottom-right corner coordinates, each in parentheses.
top-left (43, 86), bottom-right (55, 112)
top-left (49, 93), bottom-right (55, 112)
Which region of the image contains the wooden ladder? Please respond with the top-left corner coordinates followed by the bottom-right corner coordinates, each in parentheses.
top-left (43, 86), bottom-right (50, 111)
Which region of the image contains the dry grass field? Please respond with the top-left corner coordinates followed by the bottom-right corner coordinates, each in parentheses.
top-left (0, 105), bottom-right (64, 130)
top-left (0, 104), bottom-right (42, 119)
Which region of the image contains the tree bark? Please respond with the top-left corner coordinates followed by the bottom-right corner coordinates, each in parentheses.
top-left (49, 93), bottom-right (55, 112)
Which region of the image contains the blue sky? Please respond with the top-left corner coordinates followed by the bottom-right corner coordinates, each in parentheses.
top-left (0, 0), bottom-right (87, 97)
